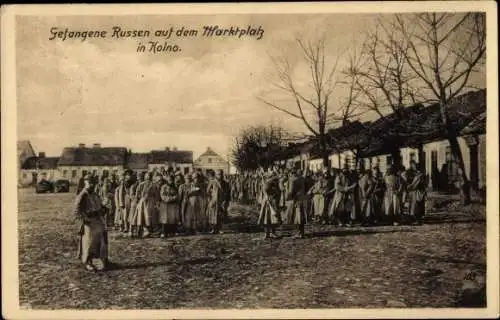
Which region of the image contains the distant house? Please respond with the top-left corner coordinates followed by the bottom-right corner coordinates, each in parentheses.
top-left (19, 153), bottom-right (59, 186)
top-left (126, 152), bottom-right (150, 174)
top-left (193, 147), bottom-right (230, 174)
top-left (148, 147), bottom-right (193, 174)
top-left (17, 140), bottom-right (36, 185)
top-left (57, 143), bottom-right (128, 184)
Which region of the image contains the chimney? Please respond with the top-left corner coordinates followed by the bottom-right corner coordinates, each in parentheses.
top-left (165, 147), bottom-right (170, 151)
top-left (93, 143), bottom-right (101, 148)
top-left (78, 143), bottom-right (85, 148)
top-left (38, 152), bottom-right (46, 158)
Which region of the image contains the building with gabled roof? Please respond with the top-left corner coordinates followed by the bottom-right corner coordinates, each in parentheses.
top-left (57, 143), bottom-right (128, 184)
top-left (126, 152), bottom-right (150, 173)
top-left (147, 147), bottom-right (194, 174)
top-left (19, 151), bottom-right (60, 186)
top-left (193, 147), bottom-right (230, 174)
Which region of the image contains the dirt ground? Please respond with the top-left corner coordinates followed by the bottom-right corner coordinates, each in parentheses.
top-left (17, 188), bottom-right (486, 309)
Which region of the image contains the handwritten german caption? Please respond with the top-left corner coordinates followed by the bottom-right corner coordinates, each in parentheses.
top-left (49, 26), bottom-right (265, 53)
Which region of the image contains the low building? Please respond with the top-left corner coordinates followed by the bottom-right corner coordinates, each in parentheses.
top-left (17, 140), bottom-right (37, 186)
top-left (193, 147), bottom-right (230, 174)
top-left (126, 152), bottom-right (150, 174)
top-left (148, 147), bottom-right (194, 174)
top-left (57, 143), bottom-right (127, 184)
top-left (277, 89), bottom-right (486, 193)
top-left (19, 153), bottom-right (60, 186)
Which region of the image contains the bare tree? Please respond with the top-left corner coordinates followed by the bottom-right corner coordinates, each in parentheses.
top-left (259, 38), bottom-right (358, 167)
top-left (231, 124), bottom-right (289, 172)
top-left (394, 12), bottom-right (486, 204)
top-left (348, 17), bottom-right (419, 119)
top-left (344, 16), bottom-right (422, 169)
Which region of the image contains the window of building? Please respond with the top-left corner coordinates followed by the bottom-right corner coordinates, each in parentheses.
top-left (72, 170), bottom-right (77, 178)
top-left (386, 155), bottom-right (393, 166)
top-left (208, 158), bottom-right (212, 164)
top-left (22, 173), bottom-right (27, 179)
top-left (410, 152), bottom-right (416, 163)
top-left (63, 170), bottom-right (68, 178)
top-left (103, 170), bottom-right (109, 177)
top-left (92, 170), bottom-right (97, 176)
top-left (184, 167), bottom-right (190, 174)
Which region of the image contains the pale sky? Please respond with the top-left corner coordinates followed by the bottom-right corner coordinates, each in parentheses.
top-left (16, 13), bottom-right (485, 159)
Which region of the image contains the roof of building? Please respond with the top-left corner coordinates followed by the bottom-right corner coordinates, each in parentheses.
top-left (17, 140), bottom-right (36, 158)
top-left (150, 150), bottom-right (193, 164)
top-left (460, 110), bottom-right (486, 136)
top-left (327, 120), bottom-right (372, 153)
top-left (360, 89), bottom-right (486, 157)
top-left (198, 147), bottom-right (220, 158)
top-left (21, 156), bottom-right (60, 170)
top-left (126, 152), bottom-right (150, 170)
top-left (58, 147), bottom-right (128, 166)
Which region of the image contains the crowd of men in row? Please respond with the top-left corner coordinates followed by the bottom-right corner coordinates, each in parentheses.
top-left (229, 160), bottom-right (427, 239)
top-left (77, 167), bottom-right (231, 238)
top-left (73, 161), bottom-right (426, 271)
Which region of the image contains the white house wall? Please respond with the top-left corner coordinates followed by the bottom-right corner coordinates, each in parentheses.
top-left (308, 159), bottom-right (323, 172)
top-left (58, 165), bottom-right (124, 184)
top-left (423, 138), bottom-right (472, 187)
top-left (478, 134), bottom-right (486, 189)
top-left (148, 163), bottom-right (193, 173)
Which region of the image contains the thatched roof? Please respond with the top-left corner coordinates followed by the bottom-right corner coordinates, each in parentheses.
top-left (126, 153), bottom-right (150, 170)
top-left (150, 150), bottom-right (193, 164)
top-left (58, 147), bottom-right (127, 166)
top-left (21, 156), bottom-right (59, 170)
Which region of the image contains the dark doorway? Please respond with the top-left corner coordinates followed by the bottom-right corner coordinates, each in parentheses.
top-left (431, 150), bottom-right (439, 191)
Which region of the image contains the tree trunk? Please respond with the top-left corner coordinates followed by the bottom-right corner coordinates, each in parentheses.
top-left (320, 135), bottom-right (330, 169)
top-left (448, 135), bottom-right (471, 205)
top-left (440, 99), bottom-right (471, 205)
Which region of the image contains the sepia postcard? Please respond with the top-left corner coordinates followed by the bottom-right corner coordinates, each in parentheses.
top-left (1, 2), bottom-right (499, 319)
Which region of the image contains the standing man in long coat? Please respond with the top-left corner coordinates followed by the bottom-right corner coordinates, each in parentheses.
top-left (383, 165), bottom-right (403, 226)
top-left (159, 175), bottom-right (180, 238)
top-left (258, 170), bottom-right (281, 239)
top-left (308, 171), bottom-right (327, 224)
top-left (114, 175), bottom-right (126, 232)
top-left (75, 174), bottom-right (113, 272)
top-left (358, 167), bottom-right (376, 226)
top-left (98, 177), bottom-right (114, 228)
top-left (402, 161), bottom-right (426, 225)
top-left (347, 166), bottom-right (361, 227)
top-left (326, 168), bottom-right (355, 226)
top-left (285, 169), bottom-right (307, 239)
top-left (127, 171), bottom-right (142, 237)
top-left (206, 170), bottom-right (231, 234)
top-left (174, 173), bottom-right (186, 234)
top-left (136, 172), bottom-right (154, 237)
top-left (185, 172), bottom-right (206, 234)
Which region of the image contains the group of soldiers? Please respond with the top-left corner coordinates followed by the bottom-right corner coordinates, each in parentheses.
top-left (73, 161), bottom-right (426, 271)
top-left (77, 167), bottom-right (231, 239)
top-left (228, 160), bottom-right (427, 239)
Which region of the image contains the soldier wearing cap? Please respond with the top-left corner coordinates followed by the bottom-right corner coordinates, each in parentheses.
top-left (74, 174), bottom-right (114, 272)
top-left (285, 168), bottom-right (308, 239)
top-left (206, 169), bottom-right (231, 234)
top-left (258, 169), bottom-right (282, 239)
